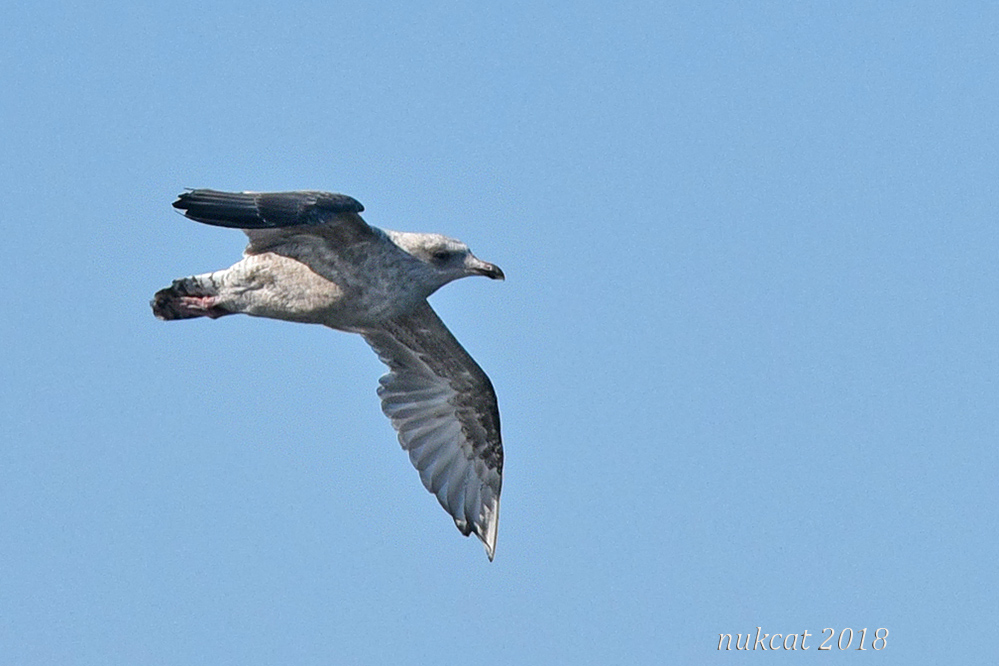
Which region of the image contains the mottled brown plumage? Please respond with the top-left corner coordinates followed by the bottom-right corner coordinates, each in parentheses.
top-left (153, 189), bottom-right (505, 559)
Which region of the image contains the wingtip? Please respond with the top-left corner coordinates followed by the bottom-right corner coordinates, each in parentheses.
top-left (171, 188), bottom-right (195, 212)
top-left (479, 497), bottom-right (500, 562)
top-left (481, 532), bottom-right (496, 561)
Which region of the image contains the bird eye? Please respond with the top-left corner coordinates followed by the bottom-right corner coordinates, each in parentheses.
top-left (432, 250), bottom-right (453, 264)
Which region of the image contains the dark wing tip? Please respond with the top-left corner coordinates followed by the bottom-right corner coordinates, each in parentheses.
top-left (171, 188), bottom-right (240, 216)
top-left (171, 189), bottom-right (192, 210)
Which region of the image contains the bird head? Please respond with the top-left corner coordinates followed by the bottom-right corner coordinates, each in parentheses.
top-left (389, 231), bottom-right (504, 292)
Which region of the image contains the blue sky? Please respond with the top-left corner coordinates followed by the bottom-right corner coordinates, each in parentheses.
top-left (2, 1), bottom-right (997, 663)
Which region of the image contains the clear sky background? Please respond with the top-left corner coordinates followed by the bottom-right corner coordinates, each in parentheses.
top-left (1, 2), bottom-right (996, 664)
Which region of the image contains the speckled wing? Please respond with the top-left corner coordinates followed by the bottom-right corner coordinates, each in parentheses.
top-left (362, 301), bottom-right (503, 560)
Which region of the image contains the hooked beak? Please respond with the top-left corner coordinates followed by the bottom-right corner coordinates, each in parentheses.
top-left (468, 258), bottom-right (505, 280)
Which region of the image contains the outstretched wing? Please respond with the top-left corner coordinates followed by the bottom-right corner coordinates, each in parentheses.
top-left (172, 188), bottom-right (377, 257)
top-left (173, 189), bottom-right (365, 228)
top-left (362, 301), bottom-right (503, 560)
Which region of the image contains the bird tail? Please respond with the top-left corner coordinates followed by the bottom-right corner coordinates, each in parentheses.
top-left (151, 275), bottom-right (230, 321)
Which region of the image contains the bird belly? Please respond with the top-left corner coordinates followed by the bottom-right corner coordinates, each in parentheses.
top-left (224, 253), bottom-right (349, 325)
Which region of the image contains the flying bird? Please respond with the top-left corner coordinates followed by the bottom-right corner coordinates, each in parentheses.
top-left (152, 189), bottom-right (505, 560)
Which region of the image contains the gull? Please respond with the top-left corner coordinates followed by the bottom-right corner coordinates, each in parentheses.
top-left (151, 189), bottom-right (505, 560)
